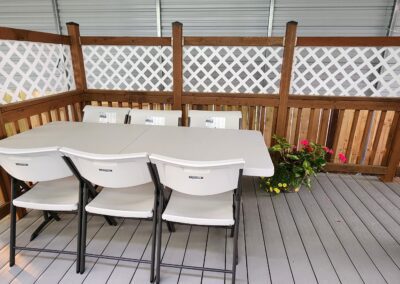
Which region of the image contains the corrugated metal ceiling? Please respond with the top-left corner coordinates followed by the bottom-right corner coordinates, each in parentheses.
top-left (0, 0), bottom-right (396, 37)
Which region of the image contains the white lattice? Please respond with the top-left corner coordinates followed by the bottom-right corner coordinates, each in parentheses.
top-left (292, 47), bottom-right (400, 97)
top-left (0, 40), bottom-right (75, 104)
top-left (83, 45), bottom-right (173, 91)
top-left (183, 46), bottom-right (283, 94)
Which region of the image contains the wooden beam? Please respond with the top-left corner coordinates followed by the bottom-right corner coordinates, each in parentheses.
top-left (275, 21), bottom-right (297, 136)
top-left (84, 90), bottom-right (173, 104)
top-left (382, 116), bottom-right (400, 181)
top-left (81, 36), bottom-right (171, 46)
top-left (67, 22), bottom-right (87, 91)
top-left (172, 22), bottom-right (183, 110)
top-left (182, 92), bottom-right (279, 106)
top-left (325, 163), bottom-right (387, 175)
top-left (297, 36), bottom-right (400, 47)
top-left (0, 26), bottom-right (70, 44)
top-left (184, 36), bottom-right (284, 46)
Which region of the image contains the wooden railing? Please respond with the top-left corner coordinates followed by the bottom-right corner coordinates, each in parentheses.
top-left (0, 21), bottom-right (400, 219)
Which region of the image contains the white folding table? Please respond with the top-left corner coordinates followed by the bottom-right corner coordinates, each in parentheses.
top-left (0, 121), bottom-right (274, 177)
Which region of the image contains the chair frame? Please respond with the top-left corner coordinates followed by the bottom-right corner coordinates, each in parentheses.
top-left (9, 176), bottom-right (82, 271)
top-left (64, 154), bottom-right (174, 282)
top-left (149, 162), bottom-right (243, 284)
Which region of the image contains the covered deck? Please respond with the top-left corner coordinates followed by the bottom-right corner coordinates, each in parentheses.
top-left (0, 173), bottom-right (399, 283)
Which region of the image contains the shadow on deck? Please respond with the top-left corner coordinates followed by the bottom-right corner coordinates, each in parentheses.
top-left (0, 173), bottom-right (400, 283)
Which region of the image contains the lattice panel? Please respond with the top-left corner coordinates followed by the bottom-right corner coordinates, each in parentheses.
top-left (292, 47), bottom-right (400, 97)
top-left (183, 46), bottom-right (283, 94)
top-left (83, 45), bottom-right (173, 91)
top-left (0, 40), bottom-right (75, 104)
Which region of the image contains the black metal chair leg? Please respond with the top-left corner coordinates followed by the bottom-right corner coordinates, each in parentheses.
top-left (30, 211), bottom-right (54, 241)
top-left (166, 221), bottom-right (175, 233)
top-left (155, 191), bottom-right (164, 284)
top-left (150, 193), bottom-right (158, 282)
top-left (80, 183), bottom-right (89, 274)
top-left (232, 200), bottom-right (241, 284)
top-left (9, 178), bottom-right (17, 267)
top-left (76, 181), bottom-right (84, 273)
top-left (48, 211), bottom-right (61, 221)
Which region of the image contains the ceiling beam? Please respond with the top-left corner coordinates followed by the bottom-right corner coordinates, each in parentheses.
top-left (267, 0), bottom-right (276, 37)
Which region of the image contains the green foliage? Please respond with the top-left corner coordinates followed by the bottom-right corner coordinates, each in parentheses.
top-left (260, 135), bottom-right (329, 194)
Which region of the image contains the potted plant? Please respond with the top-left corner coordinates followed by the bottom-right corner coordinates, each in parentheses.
top-left (260, 135), bottom-right (347, 194)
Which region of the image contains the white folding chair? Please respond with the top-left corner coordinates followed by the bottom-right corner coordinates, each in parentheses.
top-left (188, 110), bottom-right (242, 129)
top-left (60, 148), bottom-right (166, 280)
top-left (129, 109), bottom-right (182, 126)
top-left (82, 105), bottom-right (130, 124)
top-left (149, 154), bottom-right (244, 284)
top-left (0, 147), bottom-right (80, 270)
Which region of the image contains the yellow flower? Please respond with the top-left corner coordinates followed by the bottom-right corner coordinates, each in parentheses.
top-left (274, 187), bottom-right (280, 194)
top-left (294, 187), bottom-right (300, 192)
top-left (278, 183), bottom-right (282, 187)
top-left (283, 183), bottom-right (287, 187)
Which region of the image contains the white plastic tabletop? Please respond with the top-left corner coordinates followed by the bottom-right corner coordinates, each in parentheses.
top-left (0, 122), bottom-right (274, 177)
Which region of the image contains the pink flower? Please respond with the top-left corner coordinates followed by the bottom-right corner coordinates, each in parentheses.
top-left (300, 139), bottom-right (309, 147)
top-left (323, 146), bottom-right (334, 155)
top-left (338, 152), bottom-right (347, 163)
top-left (292, 145), bottom-right (297, 151)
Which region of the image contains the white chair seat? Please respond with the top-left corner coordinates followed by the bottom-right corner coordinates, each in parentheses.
top-left (13, 176), bottom-right (79, 211)
top-left (85, 182), bottom-right (155, 218)
top-left (162, 191), bottom-right (234, 226)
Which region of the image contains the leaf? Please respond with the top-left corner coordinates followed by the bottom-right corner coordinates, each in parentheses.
top-left (286, 154), bottom-right (300, 160)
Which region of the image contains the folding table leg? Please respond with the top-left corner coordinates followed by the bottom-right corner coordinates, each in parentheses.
top-left (87, 184), bottom-right (118, 226)
top-left (30, 211), bottom-right (54, 241)
top-left (155, 190), bottom-right (164, 284)
top-left (9, 178), bottom-right (17, 267)
top-left (80, 183), bottom-right (89, 274)
top-left (150, 189), bottom-right (158, 282)
top-left (232, 199), bottom-right (241, 284)
top-left (76, 181), bottom-right (84, 273)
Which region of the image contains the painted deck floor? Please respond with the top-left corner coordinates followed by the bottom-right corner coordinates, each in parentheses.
top-left (1, 174), bottom-right (400, 283)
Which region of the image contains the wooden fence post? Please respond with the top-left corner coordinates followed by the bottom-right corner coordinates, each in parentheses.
top-left (382, 118), bottom-right (400, 181)
top-left (275, 21), bottom-right (297, 137)
top-left (67, 22), bottom-right (87, 115)
top-left (172, 22), bottom-right (183, 111)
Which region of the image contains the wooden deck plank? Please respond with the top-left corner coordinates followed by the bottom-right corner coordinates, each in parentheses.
top-left (178, 226), bottom-right (208, 284)
top-left (130, 222), bottom-right (171, 283)
top-left (318, 174), bottom-right (400, 283)
top-left (0, 214), bottom-right (75, 283)
top-left (362, 176), bottom-right (400, 214)
top-left (11, 214), bottom-right (80, 284)
top-left (255, 184), bottom-right (294, 284)
top-left (333, 174), bottom-right (400, 267)
top-left (82, 219), bottom-right (140, 284)
top-left (0, 210), bottom-right (41, 251)
top-left (350, 175), bottom-right (400, 232)
top-left (202, 227), bottom-right (226, 284)
top-left (271, 193), bottom-right (317, 284)
top-left (298, 183), bottom-right (363, 284)
top-left (312, 177), bottom-right (386, 284)
top-left (34, 216), bottom-right (105, 284)
top-left (284, 192), bottom-right (341, 283)
top-left (241, 176), bottom-right (270, 284)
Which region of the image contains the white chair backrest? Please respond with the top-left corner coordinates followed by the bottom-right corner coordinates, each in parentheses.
top-left (129, 109), bottom-right (182, 126)
top-left (149, 154), bottom-right (244, 196)
top-left (188, 110), bottom-right (242, 130)
top-left (0, 147), bottom-right (72, 182)
top-left (83, 105), bottom-right (130, 124)
top-left (60, 148), bottom-right (151, 188)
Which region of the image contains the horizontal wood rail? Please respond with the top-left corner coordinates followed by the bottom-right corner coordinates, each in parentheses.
top-left (183, 36), bottom-right (284, 46)
top-left (84, 90), bottom-right (173, 105)
top-left (0, 26), bottom-right (70, 44)
top-left (287, 95), bottom-right (400, 111)
top-left (0, 90), bottom-right (82, 123)
top-left (81, 36), bottom-right (172, 46)
top-left (182, 92), bottom-right (280, 106)
top-left (297, 36), bottom-right (400, 46)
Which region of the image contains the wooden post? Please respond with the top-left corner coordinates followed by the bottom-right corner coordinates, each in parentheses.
top-left (275, 21), bottom-right (297, 137)
top-left (382, 118), bottom-right (400, 181)
top-left (67, 22), bottom-right (87, 108)
top-left (172, 22), bottom-right (183, 111)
